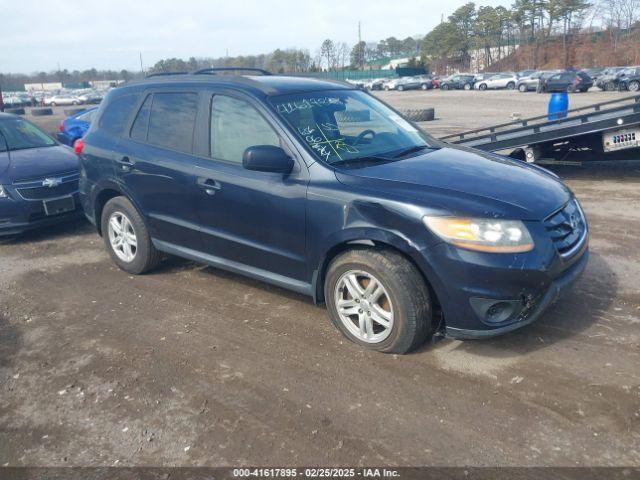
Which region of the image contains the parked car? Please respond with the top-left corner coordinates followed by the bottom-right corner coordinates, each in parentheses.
top-left (405, 75), bottom-right (434, 90)
top-left (0, 113), bottom-right (82, 235)
top-left (517, 69), bottom-right (536, 78)
top-left (603, 66), bottom-right (640, 91)
top-left (517, 70), bottom-right (559, 92)
top-left (581, 67), bottom-right (605, 83)
top-left (384, 76), bottom-right (432, 91)
top-left (43, 94), bottom-right (83, 106)
top-left (619, 67), bottom-right (640, 92)
top-left (595, 67), bottom-right (627, 90)
top-left (77, 91), bottom-right (104, 104)
top-left (79, 71), bottom-right (588, 353)
top-left (56, 107), bottom-right (98, 147)
top-left (539, 71), bottom-right (593, 93)
top-left (475, 73), bottom-right (519, 90)
top-left (364, 78), bottom-right (388, 91)
top-left (439, 74), bottom-right (476, 90)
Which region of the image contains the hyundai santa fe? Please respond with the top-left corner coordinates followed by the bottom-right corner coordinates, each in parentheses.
top-left (78, 68), bottom-right (589, 354)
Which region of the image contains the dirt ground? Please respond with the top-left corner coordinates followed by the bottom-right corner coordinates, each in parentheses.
top-left (0, 90), bottom-right (639, 467)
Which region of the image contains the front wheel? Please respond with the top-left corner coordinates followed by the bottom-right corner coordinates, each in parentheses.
top-left (397, 85), bottom-right (404, 91)
top-left (629, 81), bottom-right (640, 92)
top-left (325, 249), bottom-right (432, 354)
top-left (101, 196), bottom-right (162, 275)
top-left (463, 83), bottom-right (471, 90)
top-left (421, 83), bottom-right (428, 90)
top-left (479, 83), bottom-right (487, 90)
top-left (518, 84), bottom-right (527, 92)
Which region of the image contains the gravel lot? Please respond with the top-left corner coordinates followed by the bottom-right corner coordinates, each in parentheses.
top-left (1, 90), bottom-right (639, 467)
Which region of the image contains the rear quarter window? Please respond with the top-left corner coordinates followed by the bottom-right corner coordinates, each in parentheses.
top-left (98, 94), bottom-right (139, 136)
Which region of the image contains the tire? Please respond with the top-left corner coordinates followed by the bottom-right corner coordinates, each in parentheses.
top-left (324, 248), bottom-right (432, 354)
top-left (605, 82), bottom-right (615, 91)
top-left (31, 107), bottom-right (53, 116)
top-left (463, 83), bottom-right (471, 90)
top-left (400, 108), bottom-right (435, 122)
top-left (518, 84), bottom-right (527, 92)
top-left (629, 81), bottom-right (640, 92)
top-left (397, 85), bottom-right (404, 91)
top-left (100, 196), bottom-right (162, 275)
top-left (420, 83), bottom-right (429, 90)
top-left (479, 83), bottom-right (487, 91)
top-left (50, 102), bottom-right (57, 107)
top-left (507, 82), bottom-right (516, 90)
top-left (4, 108), bottom-right (25, 115)
top-left (72, 101), bottom-right (78, 105)
top-left (567, 85), bottom-right (575, 93)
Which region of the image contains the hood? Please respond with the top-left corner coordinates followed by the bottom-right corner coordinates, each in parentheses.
top-left (335, 146), bottom-right (571, 220)
top-left (0, 145), bottom-right (78, 183)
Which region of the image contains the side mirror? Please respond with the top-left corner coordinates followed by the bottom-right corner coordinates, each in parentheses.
top-left (243, 145), bottom-right (294, 174)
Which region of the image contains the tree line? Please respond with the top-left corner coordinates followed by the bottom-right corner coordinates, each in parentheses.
top-left (2, 0), bottom-right (638, 89)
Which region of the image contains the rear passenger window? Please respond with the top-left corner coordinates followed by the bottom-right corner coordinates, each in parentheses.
top-left (99, 95), bottom-right (138, 135)
top-left (130, 95), bottom-right (152, 141)
top-left (210, 95), bottom-right (279, 163)
top-left (147, 93), bottom-right (198, 153)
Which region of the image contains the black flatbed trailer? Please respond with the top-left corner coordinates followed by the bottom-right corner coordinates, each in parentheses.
top-left (439, 94), bottom-right (640, 163)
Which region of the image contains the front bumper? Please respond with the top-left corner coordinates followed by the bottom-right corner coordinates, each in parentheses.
top-left (0, 193), bottom-right (83, 236)
top-left (414, 222), bottom-right (589, 339)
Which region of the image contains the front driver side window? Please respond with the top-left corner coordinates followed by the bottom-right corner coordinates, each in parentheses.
top-left (210, 95), bottom-right (280, 163)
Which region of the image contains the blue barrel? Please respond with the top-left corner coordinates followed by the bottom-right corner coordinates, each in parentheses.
top-left (548, 92), bottom-right (568, 120)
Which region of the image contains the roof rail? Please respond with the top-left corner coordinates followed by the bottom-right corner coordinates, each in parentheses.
top-left (192, 68), bottom-right (272, 76)
top-left (145, 71), bottom-right (189, 78)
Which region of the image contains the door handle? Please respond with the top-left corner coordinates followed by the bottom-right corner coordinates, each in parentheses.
top-left (197, 178), bottom-right (222, 196)
top-left (116, 156), bottom-right (134, 171)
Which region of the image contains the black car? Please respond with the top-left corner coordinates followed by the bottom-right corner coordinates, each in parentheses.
top-left (539, 71), bottom-right (593, 93)
top-left (0, 113), bottom-right (82, 236)
top-left (596, 67), bottom-right (627, 90)
top-left (613, 67), bottom-right (640, 92)
top-left (440, 74), bottom-right (476, 90)
top-left (78, 69), bottom-right (588, 353)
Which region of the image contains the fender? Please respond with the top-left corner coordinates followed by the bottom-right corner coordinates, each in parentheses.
top-left (310, 226), bottom-right (438, 304)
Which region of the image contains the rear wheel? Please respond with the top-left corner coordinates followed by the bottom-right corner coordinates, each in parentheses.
top-left (479, 83), bottom-right (487, 91)
top-left (507, 82), bottom-right (516, 90)
top-left (101, 196), bottom-right (162, 275)
top-left (325, 248), bottom-right (432, 354)
top-left (605, 82), bottom-right (615, 91)
top-left (397, 85), bottom-right (404, 91)
top-left (463, 83), bottom-right (471, 90)
top-left (629, 81), bottom-right (640, 92)
top-left (421, 83), bottom-right (429, 90)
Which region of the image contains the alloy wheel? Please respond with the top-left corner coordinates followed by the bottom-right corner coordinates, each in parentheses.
top-left (334, 270), bottom-right (394, 343)
top-left (108, 211), bottom-right (138, 263)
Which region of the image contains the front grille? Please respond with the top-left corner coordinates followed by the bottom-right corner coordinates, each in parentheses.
top-left (544, 199), bottom-right (587, 258)
top-left (14, 172), bottom-right (79, 201)
top-left (17, 180), bottom-right (79, 200)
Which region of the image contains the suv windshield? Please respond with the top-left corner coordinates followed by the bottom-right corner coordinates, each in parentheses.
top-left (270, 90), bottom-right (434, 165)
top-left (0, 117), bottom-right (57, 152)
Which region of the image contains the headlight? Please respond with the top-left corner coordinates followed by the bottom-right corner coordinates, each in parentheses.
top-left (423, 216), bottom-right (534, 253)
top-left (0, 185), bottom-right (7, 199)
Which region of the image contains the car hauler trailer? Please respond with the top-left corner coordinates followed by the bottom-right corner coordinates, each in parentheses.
top-left (440, 94), bottom-right (640, 163)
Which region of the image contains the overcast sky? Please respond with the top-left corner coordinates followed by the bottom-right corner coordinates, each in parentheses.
top-left (0, 0), bottom-right (511, 74)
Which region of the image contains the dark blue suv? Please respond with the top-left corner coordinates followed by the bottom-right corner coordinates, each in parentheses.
top-left (78, 68), bottom-right (589, 353)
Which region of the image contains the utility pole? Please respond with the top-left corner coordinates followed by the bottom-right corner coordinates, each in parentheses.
top-left (139, 52), bottom-right (144, 75)
top-left (0, 82), bottom-right (4, 112)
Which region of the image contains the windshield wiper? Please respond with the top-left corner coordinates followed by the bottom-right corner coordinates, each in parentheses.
top-left (390, 145), bottom-right (435, 159)
top-left (331, 155), bottom-right (393, 167)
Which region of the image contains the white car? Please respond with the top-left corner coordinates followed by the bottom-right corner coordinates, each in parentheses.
top-left (43, 95), bottom-right (83, 106)
top-left (475, 73), bottom-right (519, 90)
